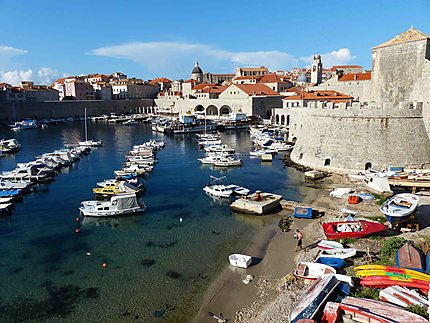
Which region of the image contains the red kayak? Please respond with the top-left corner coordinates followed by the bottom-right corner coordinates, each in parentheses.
top-left (322, 220), bottom-right (388, 240)
top-left (360, 276), bottom-right (430, 293)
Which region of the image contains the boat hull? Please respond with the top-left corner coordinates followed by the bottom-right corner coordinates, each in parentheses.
top-left (322, 220), bottom-right (388, 240)
top-left (396, 242), bottom-right (424, 272)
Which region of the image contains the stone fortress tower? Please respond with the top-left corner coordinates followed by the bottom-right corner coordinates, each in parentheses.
top-left (311, 54), bottom-right (322, 85)
top-left (289, 27), bottom-right (430, 173)
top-left (191, 60), bottom-right (203, 83)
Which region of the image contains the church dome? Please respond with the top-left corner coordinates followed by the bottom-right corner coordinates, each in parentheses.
top-left (297, 73), bottom-right (308, 83)
top-left (192, 62), bottom-right (203, 74)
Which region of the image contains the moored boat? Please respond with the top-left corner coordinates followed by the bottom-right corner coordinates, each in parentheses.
top-left (79, 193), bottom-right (146, 217)
top-left (360, 275), bottom-right (430, 293)
top-left (228, 254), bottom-right (252, 268)
top-left (321, 219), bottom-right (388, 240)
top-left (317, 240), bottom-right (343, 250)
top-left (316, 257), bottom-right (346, 269)
top-left (355, 264), bottom-right (430, 281)
top-left (294, 262), bottom-right (336, 280)
top-left (320, 248), bottom-right (357, 259)
top-left (396, 242), bottom-right (424, 272)
top-left (380, 193), bottom-right (419, 226)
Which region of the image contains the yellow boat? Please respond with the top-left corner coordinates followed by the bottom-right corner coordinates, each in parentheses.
top-left (355, 265), bottom-right (430, 282)
top-left (92, 186), bottom-right (123, 196)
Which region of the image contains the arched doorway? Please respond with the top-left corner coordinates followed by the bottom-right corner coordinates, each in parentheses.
top-left (286, 115), bottom-right (290, 126)
top-left (365, 162), bottom-right (372, 170)
top-left (206, 105), bottom-right (218, 116)
top-left (292, 137), bottom-right (297, 144)
top-left (194, 105), bottom-right (204, 112)
top-left (275, 115), bottom-right (280, 124)
top-left (281, 115), bottom-right (285, 125)
top-left (219, 105), bottom-right (232, 116)
top-left (324, 158), bottom-right (331, 166)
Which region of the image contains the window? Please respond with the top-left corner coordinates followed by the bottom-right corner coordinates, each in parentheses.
top-left (365, 162), bottom-right (372, 170)
top-left (299, 153), bottom-right (303, 160)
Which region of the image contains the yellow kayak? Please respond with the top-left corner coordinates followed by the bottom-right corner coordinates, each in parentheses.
top-left (355, 264), bottom-right (430, 282)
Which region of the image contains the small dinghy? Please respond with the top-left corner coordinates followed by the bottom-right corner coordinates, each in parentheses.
top-left (228, 254), bottom-right (252, 268)
top-left (316, 257), bottom-right (346, 269)
top-left (379, 285), bottom-right (428, 308)
top-left (317, 240), bottom-right (343, 250)
top-left (329, 188), bottom-right (353, 198)
top-left (380, 193), bottom-right (419, 226)
top-left (294, 262), bottom-right (336, 280)
top-left (396, 242), bottom-right (424, 272)
top-left (321, 248), bottom-right (357, 260)
top-left (322, 219), bottom-right (388, 240)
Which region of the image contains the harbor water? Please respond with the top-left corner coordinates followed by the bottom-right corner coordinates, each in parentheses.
top-left (0, 122), bottom-right (303, 322)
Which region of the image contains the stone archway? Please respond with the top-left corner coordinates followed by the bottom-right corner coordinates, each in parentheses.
top-left (194, 105), bottom-right (204, 112)
top-left (292, 137), bottom-right (297, 144)
top-left (275, 114), bottom-right (280, 124)
top-left (219, 105), bottom-right (232, 116)
top-left (206, 105), bottom-right (218, 116)
top-left (280, 115), bottom-right (285, 125)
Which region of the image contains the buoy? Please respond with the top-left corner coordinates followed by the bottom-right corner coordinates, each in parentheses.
top-left (179, 218), bottom-right (183, 223)
top-left (86, 252), bottom-right (91, 256)
top-left (75, 228), bottom-right (81, 234)
top-left (75, 217), bottom-right (80, 222)
top-left (102, 262), bottom-right (108, 268)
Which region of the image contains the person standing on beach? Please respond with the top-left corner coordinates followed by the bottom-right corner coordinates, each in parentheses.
top-left (294, 229), bottom-right (303, 252)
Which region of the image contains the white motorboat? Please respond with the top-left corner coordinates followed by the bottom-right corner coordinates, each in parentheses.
top-left (126, 157), bottom-right (155, 166)
top-left (198, 139), bottom-right (223, 147)
top-left (0, 197), bottom-right (14, 203)
top-left (114, 164), bottom-right (152, 176)
top-left (380, 193), bottom-right (419, 226)
top-left (0, 180), bottom-right (31, 190)
top-left (213, 158), bottom-right (243, 167)
top-left (11, 119), bottom-right (38, 131)
top-left (96, 179), bottom-right (118, 188)
top-left (363, 175), bottom-right (392, 194)
top-left (250, 149), bottom-right (275, 157)
top-left (229, 254), bottom-right (252, 268)
top-left (203, 176), bottom-right (249, 198)
top-left (198, 155), bottom-right (226, 165)
top-left (329, 187), bottom-right (354, 198)
top-left (317, 240), bottom-right (344, 250)
top-left (270, 142), bottom-right (294, 152)
top-left (224, 184), bottom-right (250, 196)
top-left (204, 144), bottom-right (235, 154)
top-left (79, 193), bottom-right (146, 217)
top-left (78, 108), bottom-right (103, 147)
top-left (0, 139), bottom-right (21, 153)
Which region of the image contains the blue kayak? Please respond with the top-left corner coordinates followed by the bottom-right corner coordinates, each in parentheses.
top-left (316, 257), bottom-right (346, 268)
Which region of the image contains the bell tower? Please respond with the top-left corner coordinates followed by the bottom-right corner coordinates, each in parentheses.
top-left (311, 54), bottom-right (322, 85)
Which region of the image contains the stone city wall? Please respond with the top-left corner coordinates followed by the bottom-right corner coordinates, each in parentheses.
top-left (0, 99), bottom-right (155, 121)
top-left (277, 106), bottom-right (430, 172)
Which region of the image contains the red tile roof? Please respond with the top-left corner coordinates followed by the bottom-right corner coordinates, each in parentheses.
top-left (283, 90), bottom-right (352, 101)
top-left (258, 73), bottom-right (291, 84)
top-left (233, 75), bottom-right (262, 81)
top-left (230, 84), bottom-right (280, 96)
top-left (192, 83), bottom-right (217, 91)
top-left (201, 86), bottom-right (228, 94)
top-left (338, 72), bottom-right (372, 81)
top-left (149, 77), bottom-right (172, 84)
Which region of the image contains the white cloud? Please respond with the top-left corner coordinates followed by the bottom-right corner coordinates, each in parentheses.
top-left (300, 48), bottom-right (356, 68)
top-left (0, 67), bottom-right (66, 85)
top-left (90, 41), bottom-right (302, 78)
top-left (0, 45), bottom-right (28, 58)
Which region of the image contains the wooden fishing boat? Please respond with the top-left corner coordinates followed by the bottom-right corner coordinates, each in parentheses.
top-left (355, 264), bottom-right (430, 281)
top-left (322, 219), bottom-right (388, 240)
top-left (294, 262), bottom-right (336, 280)
top-left (396, 242), bottom-right (424, 272)
top-left (322, 296), bottom-right (428, 323)
top-left (380, 193), bottom-right (419, 226)
top-left (320, 248), bottom-right (357, 259)
top-left (360, 276), bottom-right (430, 293)
top-left (290, 275), bottom-right (340, 322)
top-left (317, 240), bottom-right (343, 250)
top-left (316, 257), bottom-right (346, 269)
top-left (379, 285), bottom-right (428, 308)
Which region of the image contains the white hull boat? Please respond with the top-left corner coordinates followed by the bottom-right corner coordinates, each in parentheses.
top-left (294, 262), bottom-right (336, 280)
top-left (213, 158), bottom-right (243, 167)
top-left (203, 185), bottom-right (233, 198)
top-left (204, 144), bottom-right (235, 154)
top-left (317, 240), bottom-right (344, 250)
top-left (379, 285), bottom-right (428, 308)
top-left (330, 188), bottom-right (354, 198)
top-left (321, 248), bottom-right (357, 259)
top-left (79, 108), bottom-right (103, 147)
top-left (363, 176), bottom-right (392, 194)
top-left (380, 193), bottom-right (419, 226)
top-left (79, 193), bottom-right (146, 217)
top-left (229, 254), bottom-right (252, 268)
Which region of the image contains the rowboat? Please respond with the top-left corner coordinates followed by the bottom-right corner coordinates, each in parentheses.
top-left (294, 262), bottom-right (336, 280)
top-left (322, 219), bottom-right (388, 240)
top-left (396, 242), bottom-right (424, 272)
top-left (360, 276), bottom-right (430, 293)
top-left (322, 296), bottom-right (427, 323)
top-left (379, 285), bottom-right (428, 308)
top-left (321, 248), bottom-right (357, 259)
top-left (317, 240), bottom-right (343, 250)
top-left (355, 264), bottom-right (430, 281)
top-left (290, 275), bottom-right (340, 322)
top-left (228, 254), bottom-right (252, 269)
top-left (380, 193), bottom-right (419, 226)
top-left (316, 257), bottom-right (346, 269)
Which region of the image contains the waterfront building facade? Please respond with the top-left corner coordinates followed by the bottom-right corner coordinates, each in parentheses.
top-left (64, 77), bottom-right (95, 100)
top-left (111, 78), bottom-right (159, 100)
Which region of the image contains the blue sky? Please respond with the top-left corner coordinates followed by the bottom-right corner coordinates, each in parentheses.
top-left (0, 0), bottom-right (429, 84)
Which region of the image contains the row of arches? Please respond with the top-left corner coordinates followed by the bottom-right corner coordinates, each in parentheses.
top-left (274, 114), bottom-right (290, 126)
top-left (194, 104), bottom-right (233, 116)
top-left (297, 153), bottom-right (374, 171)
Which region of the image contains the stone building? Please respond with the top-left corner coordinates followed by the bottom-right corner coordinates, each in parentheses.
top-left (64, 77), bottom-right (95, 100)
top-left (311, 55), bottom-right (322, 85)
top-left (191, 61), bottom-right (203, 83)
top-left (19, 81), bottom-right (59, 102)
top-left (235, 67), bottom-right (269, 77)
top-left (204, 72), bottom-right (235, 84)
top-left (272, 27), bottom-right (430, 173)
top-left (111, 78), bottom-right (159, 100)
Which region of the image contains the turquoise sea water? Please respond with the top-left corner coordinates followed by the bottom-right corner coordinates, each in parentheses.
top-left (0, 122), bottom-right (303, 322)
